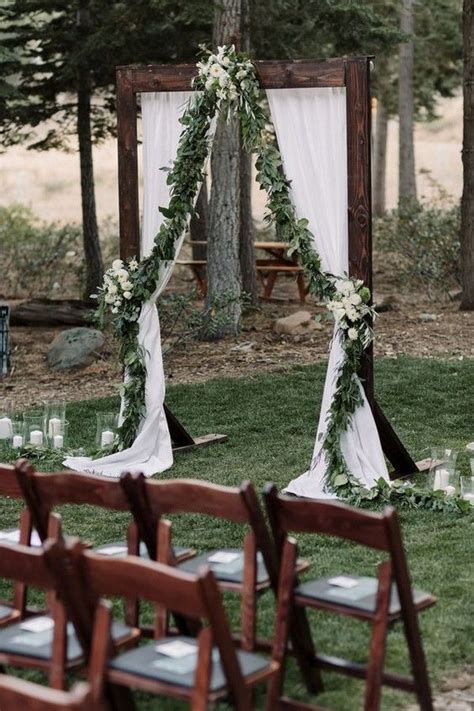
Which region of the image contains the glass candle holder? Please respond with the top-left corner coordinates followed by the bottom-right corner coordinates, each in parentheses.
top-left (11, 419), bottom-right (24, 449)
top-left (0, 398), bottom-right (13, 440)
top-left (44, 400), bottom-right (66, 439)
top-left (96, 412), bottom-right (119, 449)
top-left (460, 476), bottom-right (474, 506)
top-left (50, 420), bottom-right (68, 450)
top-left (428, 447), bottom-right (458, 491)
top-left (24, 410), bottom-right (46, 447)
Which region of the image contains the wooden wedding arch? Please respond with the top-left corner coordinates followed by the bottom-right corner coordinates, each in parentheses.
top-left (115, 55), bottom-right (421, 477)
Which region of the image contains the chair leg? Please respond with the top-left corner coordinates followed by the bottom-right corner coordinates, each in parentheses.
top-left (296, 273), bottom-right (307, 304)
top-left (402, 606), bottom-right (434, 710)
top-left (50, 600), bottom-right (67, 690)
top-left (290, 605), bottom-right (324, 695)
top-left (241, 532), bottom-right (257, 652)
top-left (364, 560), bottom-right (392, 711)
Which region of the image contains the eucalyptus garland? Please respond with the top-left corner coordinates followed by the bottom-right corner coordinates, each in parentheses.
top-left (94, 45), bottom-right (470, 513)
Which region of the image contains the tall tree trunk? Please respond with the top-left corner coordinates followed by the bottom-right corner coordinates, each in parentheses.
top-left (239, 0), bottom-right (258, 305)
top-left (373, 99), bottom-right (388, 217)
top-left (77, 0), bottom-right (103, 300)
top-left (398, 0), bottom-right (417, 202)
top-left (205, 0), bottom-right (242, 338)
top-left (190, 182), bottom-right (208, 291)
top-left (461, 0), bottom-right (474, 309)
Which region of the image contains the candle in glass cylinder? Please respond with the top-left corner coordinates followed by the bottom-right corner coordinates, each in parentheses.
top-left (12, 435), bottom-right (23, 448)
top-left (101, 430), bottom-right (115, 447)
top-left (0, 417), bottom-right (12, 439)
top-left (48, 418), bottom-right (62, 438)
top-left (53, 434), bottom-right (64, 449)
top-left (30, 430), bottom-right (43, 446)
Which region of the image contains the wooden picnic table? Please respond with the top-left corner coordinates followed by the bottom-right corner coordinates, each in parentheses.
top-left (179, 241), bottom-right (307, 302)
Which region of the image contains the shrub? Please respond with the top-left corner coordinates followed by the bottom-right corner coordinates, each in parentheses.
top-left (0, 205), bottom-right (118, 299)
top-left (374, 197), bottom-right (461, 296)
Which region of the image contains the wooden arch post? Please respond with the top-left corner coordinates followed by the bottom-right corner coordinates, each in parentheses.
top-left (116, 56), bottom-right (419, 475)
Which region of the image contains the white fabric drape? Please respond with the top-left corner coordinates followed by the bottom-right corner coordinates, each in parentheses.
top-left (64, 91), bottom-right (193, 477)
top-left (267, 87), bottom-right (389, 498)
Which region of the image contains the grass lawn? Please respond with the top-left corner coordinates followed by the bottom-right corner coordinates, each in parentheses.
top-left (1, 355), bottom-right (473, 709)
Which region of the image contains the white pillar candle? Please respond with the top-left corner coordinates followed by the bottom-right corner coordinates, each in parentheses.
top-left (101, 430), bottom-right (115, 447)
top-left (463, 493), bottom-right (474, 505)
top-left (30, 430), bottom-right (43, 446)
top-left (53, 434), bottom-right (64, 449)
top-left (12, 434), bottom-right (23, 448)
top-left (0, 417), bottom-right (12, 439)
top-left (48, 417), bottom-right (62, 437)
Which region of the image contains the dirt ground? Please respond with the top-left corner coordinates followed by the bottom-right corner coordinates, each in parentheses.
top-left (2, 254), bottom-right (473, 411)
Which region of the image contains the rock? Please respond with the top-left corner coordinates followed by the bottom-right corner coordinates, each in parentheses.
top-left (373, 293), bottom-right (395, 313)
top-left (229, 341), bottom-right (256, 353)
top-left (273, 311), bottom-right (322, 336)
top-left (448, 288), bottom-right (462, 301)
top-left (47, 328), bottom-right (105, 371)
top-left (420, 313), bottom-right (438, 322)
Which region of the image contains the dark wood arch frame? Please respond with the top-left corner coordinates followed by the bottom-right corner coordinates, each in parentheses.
top-left (116, 55), bottom-right (420, 476)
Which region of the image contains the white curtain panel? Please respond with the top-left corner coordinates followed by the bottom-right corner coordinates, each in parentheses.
top-left (64, 91), bottom-right (193, 477)
top-left (267, 87), bottom-right (389, 498)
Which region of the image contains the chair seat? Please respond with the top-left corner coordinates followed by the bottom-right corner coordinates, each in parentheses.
top-left (295, 575), bottom-right (434, 616)
top-left (0, 615), bottom-right (132, 662)
top-left (95, 541), bottom-right (194, 562)
top-left (178, 549), bottom-right (269, 585)
top-left (109, 635), bottom-right (270, 691)
top-left (0, 605), bottom-right (16, 620)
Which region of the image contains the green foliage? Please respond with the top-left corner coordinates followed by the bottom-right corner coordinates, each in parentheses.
top-left (0, 205), bottom-right (119, 299)
top-left (0, 0), bottom-right (213, 149)
top-left (374, 196), bottom-right (461, 295)
top-left (0, 204), bottom-right (82, 298)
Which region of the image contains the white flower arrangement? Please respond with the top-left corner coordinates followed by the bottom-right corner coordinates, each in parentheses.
top-left (195, 44), bottom-right (258, 111)
top-left (326, 277), bottom-right (374, 345)
top-left (100, 258), bottom-right (137, 315)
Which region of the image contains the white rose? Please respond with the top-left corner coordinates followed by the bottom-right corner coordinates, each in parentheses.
top-left (122, 281), bottom-right (133, 291)
top-left (112, 259), bottom-right (124, 271)
top-left (123, 291), bottom-right (132, 300)
top-left (346, 306), bottom-right (360, 321)
top-left (218, 71), bottom-right (229, 88)
top-left (114, 299), bottom-right (122, 307)
top-left (107, 283), bottom-right (117, 295)
top-left (348, 292), bottom-right (362, 306)
top-left (335, 278), bottom-right (354, 296)
top-left (105, 294), bottom-right (115, 304)
top-left (210, 63), bottom-right (223, 78)
top-left (111, 307), bottom-right (119, 314)
top-left (116, 268), bottom-right (129, 280)
top-left (348, 328), bottom-right (358, 341)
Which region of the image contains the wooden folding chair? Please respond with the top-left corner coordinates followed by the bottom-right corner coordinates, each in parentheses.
top-left (14, 459), bottom-right (195, 629)
top-left (264, 485), bottom-right (436, 711)
top-left (0, 676), bottom-right (105, 711)
top-left (0, 540), bottom-right (86, 689)
top-left (0, 462), bottom-right (45, 624)
top-left (120, 474), bottom-right (299, 652)
top-left (44, 535), bottom-right (298, 711)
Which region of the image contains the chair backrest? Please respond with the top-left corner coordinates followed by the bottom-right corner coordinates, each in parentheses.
top-left (44, 538), bottom-right (247, 702)
top-left (0, 462), bottom-right (24, 499)
top-left (0, 540), bottom-right (55, 590)
top-left (263, 483), bottom-right (393, 553)
top-left (0, 677), bottom-right (100, 711)
top-left (15, 459), bottom-right (131, 541)
top-left (121, 473), bottom-right (279, 585)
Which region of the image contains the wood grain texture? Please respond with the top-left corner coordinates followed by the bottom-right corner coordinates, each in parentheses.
top-left (117, 68), bottom-right (140, 261)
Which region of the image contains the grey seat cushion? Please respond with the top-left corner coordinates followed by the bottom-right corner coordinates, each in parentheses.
top-left (178, 549), bottom-right (269, 585)
top-left (295, 575), bottom-right (432, 615)
top-left (0, 605), bottom-right (15, 620)
top-left (109, 635), bottom-right (270, 690)
top-left (95, 541), bottom-right (193, 561)
top-left (0, 616), bottom-right (132, 662)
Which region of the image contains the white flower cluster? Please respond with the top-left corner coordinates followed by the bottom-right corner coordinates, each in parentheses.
top-left (102, 258), bottom-right (138, 314)
top-left (326, 278), bottom-right (366, 341)
top-left (260, 121), bottom-right (276, 145)
top-left (197, 45), bottom-right (258, 106)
